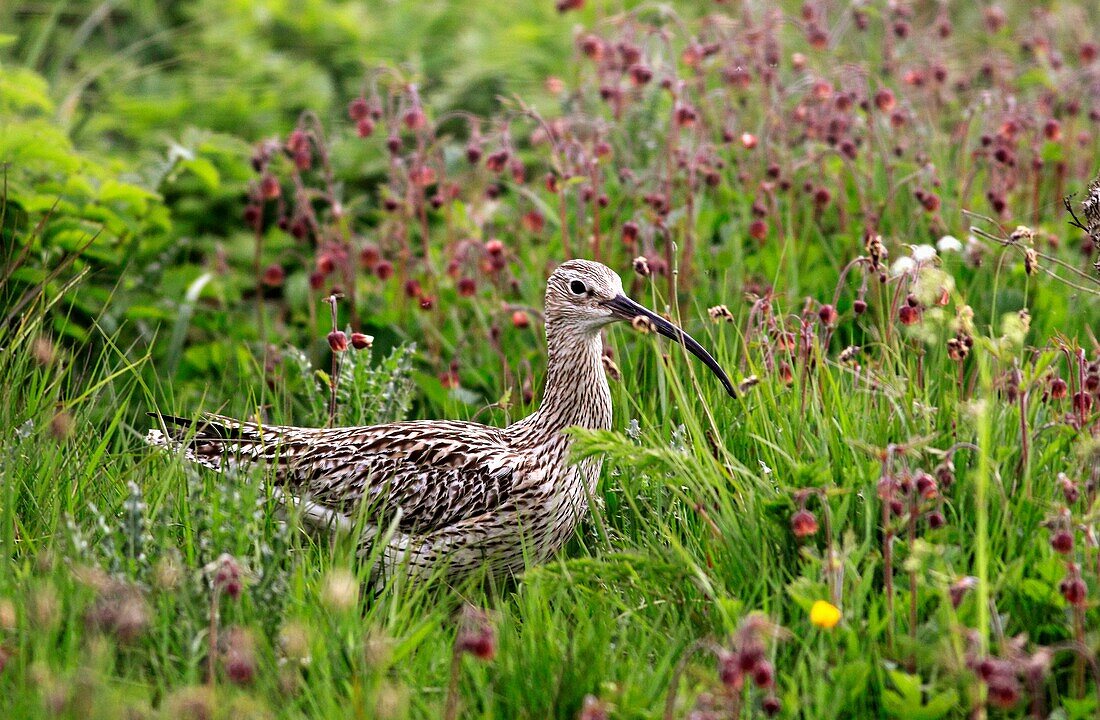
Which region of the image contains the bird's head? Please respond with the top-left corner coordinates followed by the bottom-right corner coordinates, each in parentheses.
top-left (544, 259), bottom-right (737, 398)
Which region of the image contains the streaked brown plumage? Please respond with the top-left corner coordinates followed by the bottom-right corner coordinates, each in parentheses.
top-left (148, 260), bottom-right (735, 580)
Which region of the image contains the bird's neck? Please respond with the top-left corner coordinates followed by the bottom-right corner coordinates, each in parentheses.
top-left (514, 321), bottom-right (611, 441)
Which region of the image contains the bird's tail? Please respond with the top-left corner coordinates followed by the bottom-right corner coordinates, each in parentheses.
top-left (147, 413), bottom-right (355, 534)
top-left (145, 412), bottom-right (295, 474)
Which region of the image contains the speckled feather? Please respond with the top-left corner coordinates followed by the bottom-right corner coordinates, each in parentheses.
top-left (147, 260), bottom-right (722, 580)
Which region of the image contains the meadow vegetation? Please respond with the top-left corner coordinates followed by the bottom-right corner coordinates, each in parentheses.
top-left (2, 1), bottom-right (1100, 717)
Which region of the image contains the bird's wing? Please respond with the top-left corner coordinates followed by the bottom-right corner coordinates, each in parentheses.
top-left (147, 413), bottom-right (520, 533)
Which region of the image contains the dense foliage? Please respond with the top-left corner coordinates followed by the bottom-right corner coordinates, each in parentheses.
top-left (2, 1), bottom-right (1100, 718)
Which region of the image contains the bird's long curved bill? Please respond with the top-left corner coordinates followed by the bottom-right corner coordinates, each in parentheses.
top-left (604, 294), bottom-right (737, 398)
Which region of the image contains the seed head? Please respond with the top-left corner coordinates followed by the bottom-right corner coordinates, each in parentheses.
top-left (49, 411), bottom-right (73, 440)
top-left (0, 599), bottom-right (15, 632)
top-left (278, 621), bottom-right (312, 664)
top-left (321, 569), bottom-right (359, 612)
top-left (32, 335), bottom-right (56, 366)
top-left (632, 256), bottom-right (651, 277)
top-left (85, 580), bottom-right (149, 644)
top-left (154, 555), bottom-right (183, 592)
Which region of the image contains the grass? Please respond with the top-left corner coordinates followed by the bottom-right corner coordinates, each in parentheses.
top-left (3, 234), bottom-right (1099, 717)
top-left (3, 0), bottom-right (1100, 718)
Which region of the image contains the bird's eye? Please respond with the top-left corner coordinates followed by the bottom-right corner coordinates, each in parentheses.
top-left (569, 279), bottom-right (587, 295)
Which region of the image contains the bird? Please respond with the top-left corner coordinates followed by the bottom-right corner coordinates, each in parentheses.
top-left (147, 259), bottom-right (736, 581)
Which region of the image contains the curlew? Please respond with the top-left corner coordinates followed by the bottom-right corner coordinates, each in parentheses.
top-left (148, 260), bottom-right (735, 580)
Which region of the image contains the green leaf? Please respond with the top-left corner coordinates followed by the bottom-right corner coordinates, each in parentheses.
top-left (178, 157), bottom-right (222, 192)
top-left (882, 670), bottom-right (959, 720)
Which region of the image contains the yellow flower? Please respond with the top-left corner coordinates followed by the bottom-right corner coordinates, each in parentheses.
top-left (810, 600), bottom-right (841, 629)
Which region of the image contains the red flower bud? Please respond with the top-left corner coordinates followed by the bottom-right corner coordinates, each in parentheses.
top-left (262, 264), bottom-right (285, 287)
top-left (898, 305), bottom-right (920, 326)
top-left (622, 221), bottom-right (640, 245)
top-left (348, 97), bottom-right (370, 120)
top-left (402, 107), bottom-right (427, 131)
top-left (1051, 530), bottom-right (1074, 554)
top-left (752, 660), bottom-right (775, 689)
top-left (873, 88), bottom-right (896, 113)
top-left (790, 509), bottom-right (819, 537)
top-left (260, 174), bottom-right (281, 200)
top-left (328, 331), bottom-right (348, 352)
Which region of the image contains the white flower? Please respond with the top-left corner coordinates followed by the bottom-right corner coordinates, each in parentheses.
top-left (911, 244), bottom-right (938, 262)
top-left (937, 235), bottom-right (963, 252)
top-left (890, 256), bottom-right (917, 276)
